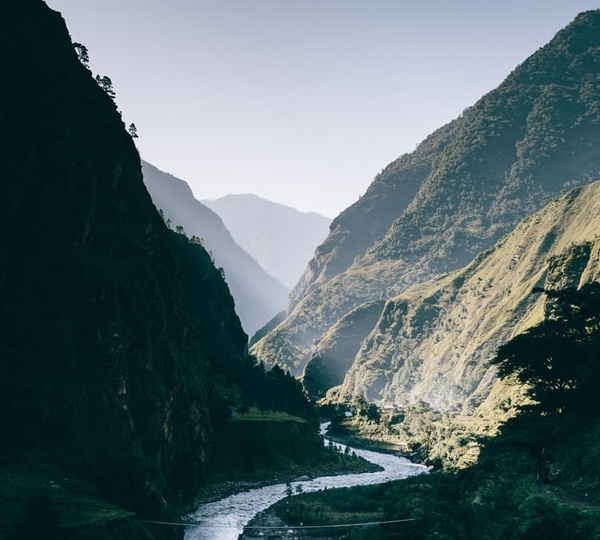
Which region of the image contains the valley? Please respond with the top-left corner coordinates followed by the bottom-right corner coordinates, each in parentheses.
top-left (252, 9), bottom-right (600, 439)
top-left (2, 2), bottom-right (600, 540)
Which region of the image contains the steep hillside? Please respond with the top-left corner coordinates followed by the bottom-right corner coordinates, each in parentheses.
top-left (0, 0), bottom-right (217, 523)
top-left (142, 162), bottom-right (289, 336)
top-left (251, 283), bottom-right (600, 539)
top-left (253, 10), bottom-right (600, 379)
top-left (337, 179), bottom-right (600, 412)
top-left (0, 2), bottom-right (323, 538)
top-left (203, 194), bottom-right (331, 289)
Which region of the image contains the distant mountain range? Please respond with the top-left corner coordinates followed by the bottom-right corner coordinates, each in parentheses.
top-left (202, 194), bottom-right (331, 289)
top-left (142, 161), bottom-right (289, 337)
top-left (252, 10), bottom-right (600, 418)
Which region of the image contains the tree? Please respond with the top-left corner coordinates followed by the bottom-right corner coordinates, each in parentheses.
top-left (493, 283), bottom-right (600, 416)
top-left (128, 123), bottom-right (139, 139)
top-left (95, 75), bottom-right (116, 100)
top-left (72, 42), bottom-right (90, 70)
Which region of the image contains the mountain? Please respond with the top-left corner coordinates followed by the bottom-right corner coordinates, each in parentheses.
top-left (202, 194), bottom-right (331, 289)
top-left (0, 0), bottom-right (218, 524)
top-left (320, 179), bottom-right (600, 413)
top-left (142, 162), bottom-right (289, 337)
top-left (0, 2), bottom-right (322, 538)
top-left (252, 10), bottom-right (600, 388)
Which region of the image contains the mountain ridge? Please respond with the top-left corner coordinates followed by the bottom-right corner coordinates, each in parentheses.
top-left (0, 3), bottom-right (325, 537)
top-left (253, 10), bottom-right (600, 392)
top-left (291, 9), bottom-right (600, 308)
top-left (202, 193), bottom-right (331, 289)
top-left (337, 179), bottom-right (600, 412)
top-left (1, 0), bottom-right (217, 521)
top-left (142, 161), bottom-right (289, 336)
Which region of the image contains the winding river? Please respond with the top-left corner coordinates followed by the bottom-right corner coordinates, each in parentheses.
top-left (183, 425), bottom-right (428, 540)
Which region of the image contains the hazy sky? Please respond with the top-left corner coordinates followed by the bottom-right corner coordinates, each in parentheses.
top-left (46, 1), bottom-right (599, 217)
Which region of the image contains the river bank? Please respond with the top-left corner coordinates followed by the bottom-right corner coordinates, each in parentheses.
top-left (240, 508), bottom-right (362, 540)
top-left (194, 454), bottom-right (381, 506)
top-left (184, 425), bottom-right (427, 540)
top-left (192, 416), bottom-right (382, 510)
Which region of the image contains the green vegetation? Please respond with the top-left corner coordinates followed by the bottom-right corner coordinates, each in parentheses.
top-left (230, 407), bottom-right (311, 424)
top-left (260, 282), bottom-right (600, 539)
top-left (203, 421), bottom-right (379, 500)
top-left (270, 441), bottom-right (600, 539)
top-left (0, 3), bottom-right (331, 539)
top-left (268, 411), bottom-right (600, 539)
top-left (5, 3), bottom-right (600, 540)
top-left (299, 183), bottom-right (600, 456)
top-left (0, 464), bottom-right (136, 540)
top-left (252, 11), bottom-right (600, 411)
top-left (494, 283), bottom-right (600, 416)
top-left (325, 399), bottom-right (485, 471)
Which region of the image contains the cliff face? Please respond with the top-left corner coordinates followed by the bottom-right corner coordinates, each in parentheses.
top-left (0, 0), bottom-right (245, 523)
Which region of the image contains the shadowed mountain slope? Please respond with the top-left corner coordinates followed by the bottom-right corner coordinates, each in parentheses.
top-left (203, 194), bottom-right (331, 289)
top-left (0, 2), bottom-right (321, 538)
top-left (0, 0), bottom-right (218, 523)
top-left (142, 162), bottom-right (289, 336)
top-left (253, 10), bottom-right (600, 383)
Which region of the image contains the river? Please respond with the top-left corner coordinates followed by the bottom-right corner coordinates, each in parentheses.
top-left (183, 424), bottom-right (428, 540)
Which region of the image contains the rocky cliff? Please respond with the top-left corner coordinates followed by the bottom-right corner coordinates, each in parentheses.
top-left (0, 0), bottom-right (225, 521)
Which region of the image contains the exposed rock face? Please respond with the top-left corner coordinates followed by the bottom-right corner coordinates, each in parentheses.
top-left (0, 0), bottom-right (240, 524)
top-left (253, 11), bottom-right (600, 404)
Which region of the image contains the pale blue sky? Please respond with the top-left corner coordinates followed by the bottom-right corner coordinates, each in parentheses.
top-left (47, 1), bottom-right (600, 217)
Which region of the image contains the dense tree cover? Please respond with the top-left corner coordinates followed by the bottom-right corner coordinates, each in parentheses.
top-left (167, 231), bottom-right (317, 424)
top-left (327, 399), bottom-right (480, 471)
top-left (493, 283), bottom-right (600, 416)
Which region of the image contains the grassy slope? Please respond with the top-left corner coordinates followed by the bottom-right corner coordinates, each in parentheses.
top-left (340, 181), bottom-right (600, 412)
top-left (0, 464), bottom-right (137, 539)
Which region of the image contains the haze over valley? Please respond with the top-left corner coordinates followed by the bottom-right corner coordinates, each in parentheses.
top-left (202, 194), bottom-right (331, 290)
